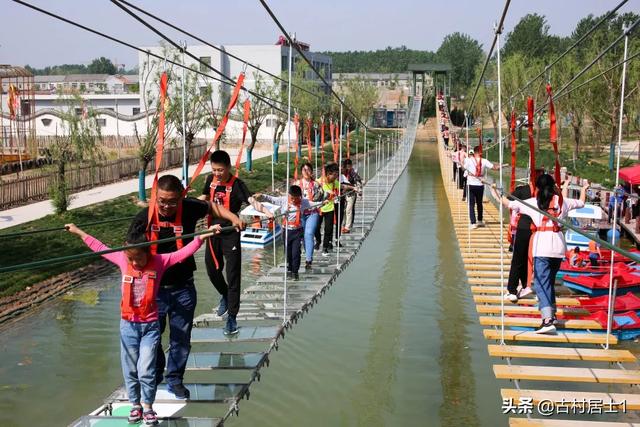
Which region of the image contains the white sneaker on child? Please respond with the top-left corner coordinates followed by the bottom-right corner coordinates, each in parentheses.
top-left (469, 223), bottom-right (478, 229)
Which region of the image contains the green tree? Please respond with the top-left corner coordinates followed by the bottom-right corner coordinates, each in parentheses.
top-left (436, 32), bottom-right (484, 95)
top-left (337, 75), bottom-right (379, 127)
top-left (503, 14), bottom-right (568, 59)
top-left (49, 95), bottom-right (103, 213)
top-left (87, 57), bottom-right (117, 74)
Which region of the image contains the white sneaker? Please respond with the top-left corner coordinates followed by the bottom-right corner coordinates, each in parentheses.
top-left (534, 319), bottom-right (557, 334)
top-left (518, 287), bottom-right (533, 298)
top-left (469, 223), bottom-right (478, 229)
top-left (477, 221), bottom-right (485, 227)
top-left (503, 292), bottom-right (518, 303)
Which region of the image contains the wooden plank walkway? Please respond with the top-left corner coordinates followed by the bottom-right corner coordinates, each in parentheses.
top-left (435, 110), bottom-right (639, 425)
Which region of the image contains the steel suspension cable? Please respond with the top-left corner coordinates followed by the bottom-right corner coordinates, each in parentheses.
top-left (0, 216), bottom-right (135, 239)
top-left (257, 0), bottom-right (372, 132)
top-left (10, 0), bottom-right (289, 116)
top-left (112, 0), bottom-right (327, 103)
top-left (606, 25), bottom-right (630, 349)
top-left (466, 0), bottom-right (512, 115)
top-left (110, 0), bottom-right (291, 115)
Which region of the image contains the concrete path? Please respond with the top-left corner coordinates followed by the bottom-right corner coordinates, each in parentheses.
top-left (0, 148), bottom-right (273, 230)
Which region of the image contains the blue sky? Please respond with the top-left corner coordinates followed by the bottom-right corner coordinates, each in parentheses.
top-left (0, 0), bottom-right (623, 68)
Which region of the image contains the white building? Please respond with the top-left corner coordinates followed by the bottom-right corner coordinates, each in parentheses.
top-left (138, 41), bottom-right (332, 111)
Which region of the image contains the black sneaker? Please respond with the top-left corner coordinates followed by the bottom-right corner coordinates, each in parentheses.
top-left (314, 242), bottom-right (321, 250)
top-left (534, 319), bottom-right (556, 334)
top-left (293, 272), bottom-right (299, 281)
top-left (167, 383), bottom-right (190, 399)
top-left (224, 315), bottom-right (239, 335)
top-left (305, 261), bottom-right (312, 271)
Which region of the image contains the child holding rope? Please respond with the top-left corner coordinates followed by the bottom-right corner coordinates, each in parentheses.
top-left (65, 223), bottom-right (220, 425)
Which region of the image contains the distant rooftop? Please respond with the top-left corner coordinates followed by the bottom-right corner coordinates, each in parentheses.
top-left (0, 65), bottom-right (33, 79)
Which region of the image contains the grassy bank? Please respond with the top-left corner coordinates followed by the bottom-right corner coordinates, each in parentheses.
top-left (0, 133), bottom-right (393, 297)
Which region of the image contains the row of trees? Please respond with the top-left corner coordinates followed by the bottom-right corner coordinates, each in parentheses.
top-left (466, 12), bottom-right (640, 169)
top-left (25, 57), bottom-right (135, 76)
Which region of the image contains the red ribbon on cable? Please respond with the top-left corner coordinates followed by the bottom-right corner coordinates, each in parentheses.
top-left (546, 84), bottom-right (562, 187)
top-left (346, 125), bottom-right (351, 160)
top-left (293, 113), bottom-right (300, 180)
top-left (527, 97), bottom-right (536, 190)
top-left (186, 73), bottom-right (246, 195)
top-left (476, 127), bottom-right (483, 155)
top-left (305, 117), bottom-right (313, 160)
top-left (510, 111), bottom-right (517, 193)
top-left (234, 99), bottom-right (251, 177)
top-left (146, 71), bottom-right (169, 228)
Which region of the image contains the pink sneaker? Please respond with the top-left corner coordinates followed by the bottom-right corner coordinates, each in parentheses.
top-left (143, 410), bottom-right (159, 426)
top-left (128, 406), bottom-right (142, 424)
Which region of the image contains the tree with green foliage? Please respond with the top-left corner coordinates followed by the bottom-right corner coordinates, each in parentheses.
top-left (336, 75), bottom-right (379, 127)
top-left (436, 32), bottom-right (484, 95)
top-left (322, 46), bottom-right (437, 73)
top-left (502, 14), bottom-right (568, 59)
top-left (49, 95), bottom-right (103, 213)
top-left (87, 57), bottom-right (118, 74)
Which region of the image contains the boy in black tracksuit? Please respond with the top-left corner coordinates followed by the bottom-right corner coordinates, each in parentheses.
top-left (200, 150), bottom-right (271, 335)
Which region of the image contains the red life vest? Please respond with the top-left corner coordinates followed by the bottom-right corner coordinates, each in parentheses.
top-left (148, 203), bottom-right (184, 255)
top-left (298, 178), bottom-right (319, 215)
top-left (526, 194), bottom-right (563, 286)
top-left (208, 175), bottom-right (237, 225)
top-left (121, 259), bottom-right (158, 321)
top-left (474, 156), bottom-right (483, 178)
top-left (207, 174), bottom-right (237, 270)
top-left (283, 197), bottom-right (302, 229)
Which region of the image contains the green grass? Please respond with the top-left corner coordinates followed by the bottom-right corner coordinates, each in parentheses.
top-left (0, 135), bottom-right (390, 297)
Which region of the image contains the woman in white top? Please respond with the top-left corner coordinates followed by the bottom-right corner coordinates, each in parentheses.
top-left (463, 145), bottom-right (501, 228)
top-left (505, 174), bottom-right (588, 334)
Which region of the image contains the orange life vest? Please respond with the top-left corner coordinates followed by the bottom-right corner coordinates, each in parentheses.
top-left (283, 198), bottom-right (302, 229)
top-left (121, 259), bottom-right (158, 321)
top-left (207, 174), bottom-right (237, 270)
top-left (527, 194), bottom-right (563, 285)
top-left (148, 203), bottom-right (184, 255)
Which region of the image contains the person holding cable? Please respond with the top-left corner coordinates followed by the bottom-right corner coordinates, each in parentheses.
top-left (127, 174), bottom-right (243, 400)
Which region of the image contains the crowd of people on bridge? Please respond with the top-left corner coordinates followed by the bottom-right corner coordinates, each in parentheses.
top-left (439, 93), bottom-right (596, 335)
top-left (63, 148), bottom-right (364, 424)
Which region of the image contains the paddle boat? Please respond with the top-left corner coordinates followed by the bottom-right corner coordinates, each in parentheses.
top-left (564, 203), bottom-right (604, 250)
top-left (562, 268), bottom-right (640, 296)
top-left (585, 310), bottom-right (640, 340)
top-left (239, 202), bottom-right (283, 249)
top-left (577, 291), bottom-right (640, 313)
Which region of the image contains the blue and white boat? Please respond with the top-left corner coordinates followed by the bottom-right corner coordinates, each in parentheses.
top-left (239, 202), bottom-right (283, 249)
top-left (565, 204), bottom-right (604, 250)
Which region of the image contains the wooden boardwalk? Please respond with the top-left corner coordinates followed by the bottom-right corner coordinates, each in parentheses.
top-left (436, 117), bottom-right (640, 426)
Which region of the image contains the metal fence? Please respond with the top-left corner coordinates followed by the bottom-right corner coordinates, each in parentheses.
top-left (0, 142), bottom-right (208, 209)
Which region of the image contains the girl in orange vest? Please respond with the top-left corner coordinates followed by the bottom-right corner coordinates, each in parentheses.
top-left (65, 223), bottom-right (219, 425)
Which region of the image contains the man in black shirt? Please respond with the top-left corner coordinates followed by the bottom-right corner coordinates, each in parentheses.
top-left (128, 174), bottom-right (243, 399)
top-left (200, 150), bottom-right (272, 336)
